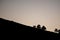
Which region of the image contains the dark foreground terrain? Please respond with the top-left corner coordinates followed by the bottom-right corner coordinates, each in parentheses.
top-left (0, 18), bottom-right (60, 40)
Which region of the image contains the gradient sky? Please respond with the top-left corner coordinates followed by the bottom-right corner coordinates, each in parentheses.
top-left (0, 0), bottom-right (60, 32)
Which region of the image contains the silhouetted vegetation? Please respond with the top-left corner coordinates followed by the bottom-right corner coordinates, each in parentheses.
top-left (33, 25), bottom-right (36, 28)
top-left (37, 24), bottom-right (41, 29)
top-left (0, 18), bottom-right (60, 40)
top-left (33, 24), bottom-right (46, 31)
top-left (42, 25), bottom-right (46, 31)
top-left (55, 28), bottom-right (58, 33)
top-left (54, 28), bottom-right (60, 34)
top-left (58, 30), bottom-right (60, 33)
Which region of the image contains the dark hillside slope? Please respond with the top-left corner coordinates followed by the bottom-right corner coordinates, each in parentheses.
top-left (0, 18), bottom-right (37, 32)
top-left (0, 18), bottom-right (60, 40)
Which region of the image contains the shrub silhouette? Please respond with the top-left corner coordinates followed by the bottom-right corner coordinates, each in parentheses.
top-left (54, 28), bottom-right (60, 34)
top-left (58, 30), bottom-right (60, 34)
top-left (42, 26), bottom-right (46, 30)
top-left (37, 24), bottom-right (41, 29)
top-left (55, 28), bottom-right (58, 32)
top-left (33, 25), bottom-right (36, 28)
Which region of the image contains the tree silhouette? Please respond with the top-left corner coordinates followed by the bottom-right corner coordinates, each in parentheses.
top-left (37, 24), bottom-right (41, 29)
top-left (33, 25), bottom-right (36, 28)
top-left (58, 29), bottom-right (60, 34)
top-left (42, 26), bottom-right (46, 30)
top-left (54, 28), bottom-right (60, 33)
top-left (55, 28), bottom-right (58, 32)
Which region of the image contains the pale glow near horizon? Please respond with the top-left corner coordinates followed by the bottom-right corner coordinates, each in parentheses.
top-left (0, 0), bottom-right (60, 32)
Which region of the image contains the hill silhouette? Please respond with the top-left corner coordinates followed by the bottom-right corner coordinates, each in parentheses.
top-left (0, 18), bottom-right (60, 40)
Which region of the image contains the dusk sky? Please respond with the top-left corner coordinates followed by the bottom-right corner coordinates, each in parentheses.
top-left (0, 0), bottom-right (60, 32)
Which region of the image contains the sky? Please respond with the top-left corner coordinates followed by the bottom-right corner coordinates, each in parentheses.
top-left (0, 0), bottom-right (60, 32)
